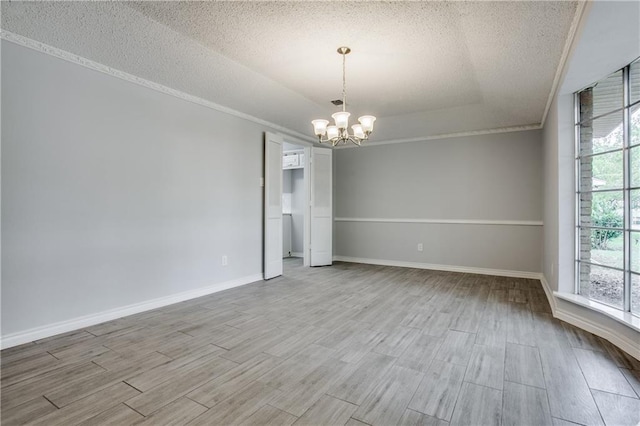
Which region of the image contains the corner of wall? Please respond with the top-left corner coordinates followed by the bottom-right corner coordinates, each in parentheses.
top-left (538, 273), bottom-right (558, 314)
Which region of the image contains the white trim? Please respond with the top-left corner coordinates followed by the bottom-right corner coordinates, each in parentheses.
top-left (553, 291), bottom-right (640, 332)
top-left (539, 275), bottom-right (639, 361)
top-left (290, 252), bottom-right (304, 258)
top-left (0, 31), bottom-right (316, 144)
top-left (333, 256), bottom-right (541, 279)
top-left (283, 135), bottom-right (314, 148)
top-left (0, 273), bottom-right (263, 350)
top-left (541, 1), bottom-right (588, 127)
top-left (334, 217), bottom-right (543, 227)
top-left (333, 125), bottom-right (542, 149)
top-left (539, 275), bottom-right (558, 313)
top-left (1, 31), bottom-right (552, 151)
top-left (554, 306), bottom-right (640, 361)
top-left (304, 146), bottom-right (311, 267)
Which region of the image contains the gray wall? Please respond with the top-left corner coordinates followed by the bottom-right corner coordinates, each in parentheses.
top-left (542, 93), bottom-right (560, 291)
top-left (283, 169), bottom-right (292, 197)
top-left (282, 170), bottom-right (292, 257)
top-left (291, 168), bottom-right (304, 254)
top-left (542, 91), bottom-right (574, 292)
top-left (1, 41), bottom-right (267, 336)
top-left (334, 131), bottom-right (543, 273)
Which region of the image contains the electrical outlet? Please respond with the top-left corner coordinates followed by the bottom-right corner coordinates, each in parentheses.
top-left (222, 255), bottom-right (228, 266)
top-left (417, 243), bottom-right (423, 252)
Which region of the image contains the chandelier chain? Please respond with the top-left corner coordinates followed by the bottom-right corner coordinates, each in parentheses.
top-left (342, 51), bottom-right (347, 112)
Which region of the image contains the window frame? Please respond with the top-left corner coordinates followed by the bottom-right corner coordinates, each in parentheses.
top-left (575, 59), bottom-right (640, 316)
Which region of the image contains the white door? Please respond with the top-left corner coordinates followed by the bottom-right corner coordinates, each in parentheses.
top-left (310, 147), bottom-right (333, 266)
top-left (264, 132), bottom-right (283, 279)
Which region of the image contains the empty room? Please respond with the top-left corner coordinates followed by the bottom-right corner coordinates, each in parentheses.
top-left (1, 1), bottom-right (640, 425)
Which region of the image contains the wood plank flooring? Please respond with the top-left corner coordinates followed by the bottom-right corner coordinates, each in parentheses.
top-left (2, 259), bottom-right (639, 425)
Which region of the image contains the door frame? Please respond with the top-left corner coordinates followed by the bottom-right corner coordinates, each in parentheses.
top-left (264, 132), bottom-right (284, 280)
top-left (282, 136), bottom-right (313, 267)
top-left (309, 146), bottom-right (333, 266)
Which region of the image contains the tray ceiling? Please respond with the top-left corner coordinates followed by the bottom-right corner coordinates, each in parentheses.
top-left (1, 1), bottom-right (580, 142)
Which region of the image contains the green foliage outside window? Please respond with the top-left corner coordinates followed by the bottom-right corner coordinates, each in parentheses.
top-left (590, 110), bottom-right (640, 250)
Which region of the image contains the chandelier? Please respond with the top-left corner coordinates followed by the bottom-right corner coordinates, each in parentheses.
top-left (311, 47), bottom-right (376, 147)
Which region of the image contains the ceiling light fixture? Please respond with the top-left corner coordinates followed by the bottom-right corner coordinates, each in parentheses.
top-left (311, 47), bottom-right (376, 147)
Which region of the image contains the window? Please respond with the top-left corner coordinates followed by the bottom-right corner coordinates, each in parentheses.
top-left (576, 58), bottom-right (640, 315)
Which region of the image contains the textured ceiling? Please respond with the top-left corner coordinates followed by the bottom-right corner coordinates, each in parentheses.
top-left (1, 1), bottom-right (580, 142)
top-left (127, 1), bottom-right (483, 117)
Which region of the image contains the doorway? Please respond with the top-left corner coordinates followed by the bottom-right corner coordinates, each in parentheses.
top-left (263, 132), bottom-right (332, 280)
top-left (282, 141), bottom-right (309, 266)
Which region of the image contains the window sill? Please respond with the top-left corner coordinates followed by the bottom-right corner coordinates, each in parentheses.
top-left (553, 291), bottom-right (640, 332)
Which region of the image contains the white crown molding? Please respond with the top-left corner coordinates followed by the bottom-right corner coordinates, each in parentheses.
top-left (334, 217), bottom-right (543, 227)
top-left (540, 0), bottom-right (588, 127)
top-left (333, 256), bottom-right (541, 279)
top-left (0, 273), bottom-right (263, 350)
top-left (1, 31), bottom-right (551, 150)
top-left (333, 124), bottom-right (542, 149)
top-left (332, 2), bottom-right (588, 149)
top-left (0, 30), bottom-right (317, 144)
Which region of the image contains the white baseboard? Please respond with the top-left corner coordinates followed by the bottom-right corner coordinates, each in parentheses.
top-left (333, 256), bottom-right (541, 279)
top-left (290, 252), bottom-right (304, 258)
top-left (554, 308), bottom-right (640, 360)
top-left (538, 275), bottom-right (639, 361)
top-left (538, 275), bottom-right (558, 312)
top-left (0, 273), bottom-right (263, 350)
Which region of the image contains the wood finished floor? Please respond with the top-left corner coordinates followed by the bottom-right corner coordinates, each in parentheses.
top-left (2, 259), bottom-right (639, 426)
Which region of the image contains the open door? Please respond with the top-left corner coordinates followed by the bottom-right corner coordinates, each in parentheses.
top-left (264, 132), bottom-right (283, 279)
top-left (310, 147), bottom-right (333, 266)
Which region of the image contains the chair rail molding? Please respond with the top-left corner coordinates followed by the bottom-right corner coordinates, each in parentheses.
top-left (334, 217), bottom-right (543, 226)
